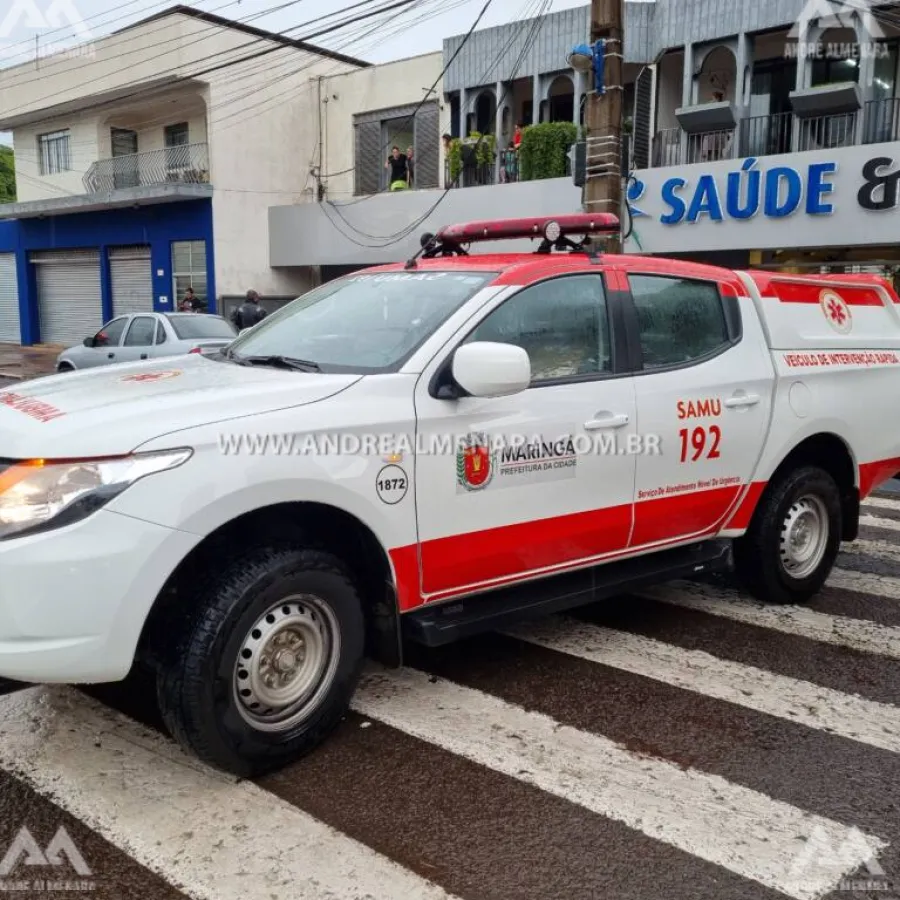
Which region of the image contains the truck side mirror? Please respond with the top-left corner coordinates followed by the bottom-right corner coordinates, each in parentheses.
top-left (451, 341), bottom-right (531, 398)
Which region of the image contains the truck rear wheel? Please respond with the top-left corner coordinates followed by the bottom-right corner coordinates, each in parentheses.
top-left (733, 466), bottom-right (842, 605)
top-left (156, 546), bottom-right (365, 777)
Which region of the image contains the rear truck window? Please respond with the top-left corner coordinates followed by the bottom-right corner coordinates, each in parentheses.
top-left (169, 316), bottom-right (238, 340)
top-left (225, 271), bottom-right (497, 374)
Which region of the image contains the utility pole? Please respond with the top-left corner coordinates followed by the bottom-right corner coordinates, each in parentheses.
top-left (584, 0), bottom-right (624, 252)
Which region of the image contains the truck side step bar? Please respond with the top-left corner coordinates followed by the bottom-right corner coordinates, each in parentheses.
top-left (402, 539), bottom-right (733, 647)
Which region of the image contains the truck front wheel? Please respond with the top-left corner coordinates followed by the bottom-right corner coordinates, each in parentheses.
top-left (733, 466), bottom-right (842, 605)
top-left (156, 546), bottom-right (365, 777)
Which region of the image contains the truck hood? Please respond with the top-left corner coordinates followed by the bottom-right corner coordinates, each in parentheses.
top-left (0, 354), bottom-right (362, 459)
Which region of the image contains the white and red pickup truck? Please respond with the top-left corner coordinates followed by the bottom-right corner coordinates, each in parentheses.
top-left (0, 213), bottom-right (897, 775)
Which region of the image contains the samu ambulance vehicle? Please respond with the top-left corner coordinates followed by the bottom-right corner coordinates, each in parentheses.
top-left (0, 213), bottom-right (897, 775)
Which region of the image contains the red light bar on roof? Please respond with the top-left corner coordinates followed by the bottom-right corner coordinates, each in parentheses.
top-left (435, 213), bottom-right (620, 245)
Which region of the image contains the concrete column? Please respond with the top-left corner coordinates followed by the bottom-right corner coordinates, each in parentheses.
top-left (495, 81), bottom-right (504, 183)
top-left (458, 88), bottom-right (467, 138)
top-left (680, 43), bottom-right (694, 162)
top-left (855, 14), bottom-right (875, 144)
top-left (733, 32), bottom-right (751, 157)
top-left (572, 71), bottom-right (582, 125)
top-left (532, 73), bottom-right (542, 125)
top-left (790, 21), bottom-right (810, 152)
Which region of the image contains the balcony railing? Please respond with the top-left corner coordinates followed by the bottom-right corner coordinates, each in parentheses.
top-left (652, 128), bottom-right (734, 166)
top-left (739, 112), bottom-right (793, 157)
top-left (796, 113), bottom-right (857, 151)
top-left (83, 142), bottom-right (210, 193)
top-left (864, 97), bottom-right (900, 144)
top-left (649, 99), bottom-right (900, 168)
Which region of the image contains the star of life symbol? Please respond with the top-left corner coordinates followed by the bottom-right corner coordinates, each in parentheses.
top-left (820, 289), bottom-right (852, 333)
top-left (120, 370), bottom-right (182, 383)
top-left (0, 825), bottom-right (96, 892)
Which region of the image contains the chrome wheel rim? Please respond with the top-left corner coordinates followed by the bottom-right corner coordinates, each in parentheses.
top-left (779, 494), bottom-right (829, 580)
top-left (233, 594), bottom-right (340, 733)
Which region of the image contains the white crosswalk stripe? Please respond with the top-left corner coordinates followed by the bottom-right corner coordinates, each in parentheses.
top-left (860, 513), bottom-right (900, 532)
top-left (0, 687), bottom-right (460, 900)
top-left (502, 616), bottom-right (900, 753)
top-left (842, 537), bottom-right (900, 563)
top-left (642, 580), bottom-right (900, 660)
top-left (352, 666), bottom-right (883, 900)
top-left (827, 567), bottom-right (900, 600)
top-left (861, 496), bottom-right (900, 513)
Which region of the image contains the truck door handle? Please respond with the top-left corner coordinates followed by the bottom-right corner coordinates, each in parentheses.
top-left (584, 412), bottom-right (629, 430)
top-left (140, 354), bottom-right (148, 359)
top-left (725, 393), bottom-right (760, 409)
top-left (108, 352), bottom-right (115, 359)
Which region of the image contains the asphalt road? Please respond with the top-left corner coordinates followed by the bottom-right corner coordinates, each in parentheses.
top-left (0, 494), bottom-right (899, 898)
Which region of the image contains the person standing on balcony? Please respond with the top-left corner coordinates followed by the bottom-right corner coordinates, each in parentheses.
top-left (406, 146), bottom-right (415, 188)
top-left (385, 146), bottom-right (409, 191)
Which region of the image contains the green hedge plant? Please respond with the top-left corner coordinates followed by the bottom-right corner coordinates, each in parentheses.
top-left (447, 132), bottom-right (496, 183)
top-left (518, 121), bottom-right (578, 181)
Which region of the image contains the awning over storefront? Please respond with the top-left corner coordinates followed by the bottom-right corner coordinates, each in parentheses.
top-left (0, 183), bottom-right (213, 220)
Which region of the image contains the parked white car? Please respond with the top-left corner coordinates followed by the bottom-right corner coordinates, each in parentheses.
top-left (56, 312), bottom-right (238, 371)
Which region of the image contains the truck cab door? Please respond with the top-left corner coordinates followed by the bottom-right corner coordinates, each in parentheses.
top-left (413, 270), bottom-right (638, 605)
top-left (623, 271), bottom-right (774, 548)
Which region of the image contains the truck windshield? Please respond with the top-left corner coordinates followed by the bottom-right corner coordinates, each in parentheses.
top-left (225, 270), bottom-right (496, 373)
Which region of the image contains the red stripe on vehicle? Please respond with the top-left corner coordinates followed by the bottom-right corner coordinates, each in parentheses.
top-left (859, 457), bottom-right (900, 499)
top-left (723, 481), bottom-right (767, 531)
top-left (630, 486), bottom-right (742, 546)
top-left (420, 503), bottom-right (633, 596)
top-left (388, 545), bottom-right (421, 612)
top-left (771, 282), bottom-right (883, 307)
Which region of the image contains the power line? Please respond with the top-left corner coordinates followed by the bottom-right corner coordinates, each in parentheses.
top-left (7, 0), bottom-right (459, 196)
top-left (9, 0), bottom-right (451, 163)
top-left (324, 0), bottom-right (494, 180)
top-left (0, 1), bottom-right (371, 122)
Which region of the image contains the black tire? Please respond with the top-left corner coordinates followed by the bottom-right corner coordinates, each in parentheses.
top-left (733, 466), bottom-right (842, 605)
top-left (57, 363), bottom-right (74, 372)
top-left (156, 546), bottom-right (365, 777)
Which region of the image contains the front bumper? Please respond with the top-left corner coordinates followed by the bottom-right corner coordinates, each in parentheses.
top-left (0, 509), bottom-right (198, 683)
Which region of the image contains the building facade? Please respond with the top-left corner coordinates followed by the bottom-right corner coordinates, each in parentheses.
top-left (0, 5), bottom-right (366, 345)
top-left (271, 0), bottom-right (900, 281)
top-left (621, 0), bottom-right (900, 277)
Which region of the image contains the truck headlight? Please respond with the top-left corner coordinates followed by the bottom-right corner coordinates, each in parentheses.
top-left (0, 449), bottom-right (192, 541)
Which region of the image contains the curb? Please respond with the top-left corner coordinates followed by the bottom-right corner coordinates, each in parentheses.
top-left (0, 372), bottom-right (24, 381)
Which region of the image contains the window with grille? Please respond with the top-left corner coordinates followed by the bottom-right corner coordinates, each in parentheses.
top-left (171, 241), bottom-right (207, 308)
top-left (38, 130), bottom-right (71, 175)
top-left (164, 122), bottom-right (189, 170)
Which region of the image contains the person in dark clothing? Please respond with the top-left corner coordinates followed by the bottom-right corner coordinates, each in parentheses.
top-left (182, 287), bottom-right (202, 311)
top-left (385, 146), bottom-right (409, 191)
top-left (232, 290), bottom-right (268, 330)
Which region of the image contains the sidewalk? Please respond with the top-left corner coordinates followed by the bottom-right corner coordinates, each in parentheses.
top-left (0, 343), bottom-right (62, 380)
